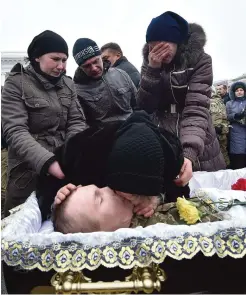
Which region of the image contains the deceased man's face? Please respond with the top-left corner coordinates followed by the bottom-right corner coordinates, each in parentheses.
top-left (61, 185), bottom-right (134, 233)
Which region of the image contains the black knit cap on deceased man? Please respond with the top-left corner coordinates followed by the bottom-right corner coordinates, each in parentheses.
top-left (106, 111), bottom-right (184, 196)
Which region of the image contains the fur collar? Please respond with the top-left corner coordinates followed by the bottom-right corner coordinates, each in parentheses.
top-left (142, 23), bottom-right (207, 69)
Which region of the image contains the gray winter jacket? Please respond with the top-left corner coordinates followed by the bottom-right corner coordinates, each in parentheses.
top-left (113, 56), bottom-right (140, 88)
top-left (74, 63), bottom-right (137, 127)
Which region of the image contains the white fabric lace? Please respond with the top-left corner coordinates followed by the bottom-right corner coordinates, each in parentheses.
top-left (2, 169), bottom-right (246, 248)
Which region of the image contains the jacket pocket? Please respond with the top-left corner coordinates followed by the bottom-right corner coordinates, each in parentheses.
top-left (24, 96), bottom-right (49, 109)
top-left (82, 93), bottom-right (107, 119)
top-left (84, 94), bottom-right (103, 102)
top-left (60, 96), bottom-right (71, 107)
top-left (24, 96), bottom-right (50, 129)
top-left (9, 161), bottom-right (36, 190)
top-left (116, 87), bottom-right (132, 110)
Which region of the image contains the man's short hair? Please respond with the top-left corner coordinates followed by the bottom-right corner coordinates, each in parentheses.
top-left (101, 42), bottom-right (123, 56)
top-left (217, 84), bottom-right (227, 90)
top-left (53, 194), bottom-right (100, 234)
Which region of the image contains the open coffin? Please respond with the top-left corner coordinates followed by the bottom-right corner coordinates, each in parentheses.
top-left (1, 168), bottom-right (246, 274)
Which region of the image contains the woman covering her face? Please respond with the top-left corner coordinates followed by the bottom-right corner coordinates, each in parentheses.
top-left (1, 30), bottom-right (87, 217)
top-left (137, 11), bottom-right (226, 187)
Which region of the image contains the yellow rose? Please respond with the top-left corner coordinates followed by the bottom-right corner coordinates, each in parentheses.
top-left (176, 197), bottom-right (201, 225)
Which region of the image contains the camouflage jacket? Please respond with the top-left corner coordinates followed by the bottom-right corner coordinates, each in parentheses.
top-left (210, 95), bottom-right (229, 135)
top-left (130, 199), bottom-right (222, 228)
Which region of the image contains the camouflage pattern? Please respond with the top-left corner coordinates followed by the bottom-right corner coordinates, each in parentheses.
top-left (210, 94), bottom-right (230, 166)
top-left (130, 198), bottom-right (223, 228)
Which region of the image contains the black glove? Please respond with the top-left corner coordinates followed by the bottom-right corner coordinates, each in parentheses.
top-left (215, 125), bottom-right (223, 135)
top-left (234, 112), bottom-right (244, 120)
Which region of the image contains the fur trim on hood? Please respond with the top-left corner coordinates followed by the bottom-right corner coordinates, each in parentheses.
top-left (142, 23), bottom-right (207, 69)
top-left (229, 81), bottom-right (246, 100)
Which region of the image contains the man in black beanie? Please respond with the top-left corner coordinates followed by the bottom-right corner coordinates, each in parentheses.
top-left (72, 38), bottom-right (137, 128)
top-left (37, 111), bottom-right (189, 230)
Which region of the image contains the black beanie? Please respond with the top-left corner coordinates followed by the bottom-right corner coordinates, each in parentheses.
top-left (27, 30), bottom-right (68, 61)
top-left (106, 121), bottom-right (165, 196)
top-left (146, 11), bottom-right (189, 44)
top-left (73, 38), bottom-right (101, 66)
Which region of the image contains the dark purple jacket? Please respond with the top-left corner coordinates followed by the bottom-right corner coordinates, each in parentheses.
top-left (137, 23), bottom-right (225, 172)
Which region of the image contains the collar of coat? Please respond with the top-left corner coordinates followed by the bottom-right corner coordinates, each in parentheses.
top-left (9, 63), bottom-right (65, 89)
top-left (113, 56), bottom-right (128, 67)
top-left (73, 60), bottom-right (111, 84)
top-left (142, 23), bottom-right (207, 69)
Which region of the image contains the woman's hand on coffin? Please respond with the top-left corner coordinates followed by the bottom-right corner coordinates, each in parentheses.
top-left (133, 196), bottom-right (160, 218)
top-left (54, 183), bottom-right (79, 205)
top-left (48, 161), bottom-right (65, 179)
top-left (174, 158), bottom-right (193, 187)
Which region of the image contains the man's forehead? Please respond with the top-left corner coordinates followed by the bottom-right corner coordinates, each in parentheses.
top-left (101, 48), bottom-right (110, 54)
top-left (69, 185), bottom-right (97, 201)
top-left (82, 56), bottom-right (100, 66)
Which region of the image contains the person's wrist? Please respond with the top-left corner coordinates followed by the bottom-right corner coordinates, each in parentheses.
top-left (40, 156), bottom-right (56, 176)
top-left (148, 62), bottom-right (161, 69)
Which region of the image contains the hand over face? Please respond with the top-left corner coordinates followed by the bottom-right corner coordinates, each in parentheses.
top-left (148, 42), bottom-right (177, 68)
top-left (148, 42), bottom-right (170, 68)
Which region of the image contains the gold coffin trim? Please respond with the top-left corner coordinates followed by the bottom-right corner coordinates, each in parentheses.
top-left (51, 264), bottom-right (166, 294)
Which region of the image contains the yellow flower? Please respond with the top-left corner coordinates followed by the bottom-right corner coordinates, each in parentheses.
top-left (119, 247), bottom-right (134, 265)
top-left (176, 197), bottom-right (201, 225)
top-left (136, 244), bottom-right (151, 263)
top-left (72, 250), bottom-right (86, 267)
top-left (103, 247), bottom-right (117, 264)
top-left (41, 249), bottom-right (55, 268)
top-left (166, 240), bottom-right (182, 256)
top-left (199, 237), bottom-right (213, 253)
top-left (151, 241), bottom-right (165, 258)
top-left (227, 235), bottom-right (244, 254)
top-left (56, 250), bottom-right (72, 268)
top-left (88, 248), bottom-right (101, 266)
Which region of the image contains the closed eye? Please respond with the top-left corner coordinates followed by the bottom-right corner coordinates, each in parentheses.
top-left (95, 189), bottom-right (103, 205)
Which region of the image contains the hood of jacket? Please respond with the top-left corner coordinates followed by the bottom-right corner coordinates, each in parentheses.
top-left (142, 23), bottom-right (207, 69)
top-left (73, 60), bottom-right (111, 84)
top-left (229, 81), bottom-right (246, 100)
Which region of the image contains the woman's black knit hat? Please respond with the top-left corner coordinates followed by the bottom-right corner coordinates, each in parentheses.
top-left (27, 30), bottom-right (68, 60)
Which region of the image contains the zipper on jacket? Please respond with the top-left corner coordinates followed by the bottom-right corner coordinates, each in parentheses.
top-left (169, 66), bottom-right (180, 137)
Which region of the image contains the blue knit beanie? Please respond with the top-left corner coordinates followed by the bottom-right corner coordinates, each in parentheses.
top-left (73, 38), bottom-right (101, 66)
top-left (146, 11), bottom-right (189, 44)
